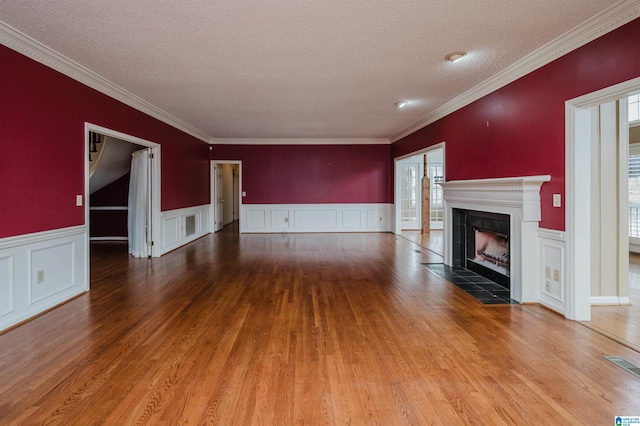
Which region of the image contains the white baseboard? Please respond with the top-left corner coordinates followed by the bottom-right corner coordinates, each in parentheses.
top-left (591, 296), bottom-right (631, 305)
top-left (0, 225), bottom-right (88, 332)
top-left (241, 203), bottom-right (392, 233)
top-left (160, 204), bottom-right (211, 255)
top-left (90, 237), bottom-right (127, 241)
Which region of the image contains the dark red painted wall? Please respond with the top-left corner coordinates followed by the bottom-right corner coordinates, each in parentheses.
top-left (90, 173), bottom-right (130, 238)
top-left (91, 173), bottom-right (130, 207)
top-left (392, 18), bottom-right (640, 231)
top-left (210, 144), bottom-right (392, 204)
top-left (89, 211), bottom-right (128, 238)
top-left (0, 46), bottom-right (210, 238)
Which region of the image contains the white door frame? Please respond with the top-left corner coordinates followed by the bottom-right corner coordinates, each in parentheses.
top-left (565, 76), bottom-right (640, 320)
top-left (85, 123), bottom-right (162, 283)
top-left (398, 160), bottom-right (423, 230)
top-left (210, 160), bottom-right (243, 233)
top-left (393, 142), bottom-right (446, 234)
top-left (212, 163), bottom-right (224, 232)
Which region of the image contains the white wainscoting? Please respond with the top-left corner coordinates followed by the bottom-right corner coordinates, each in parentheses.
top-left (241, 204), bottom-right (392, 233)
top-left (538, 228), bottom-right (566, 315)
top-left (0, 226), bottom-right (88, 333)
top-left (160, 204), bottom-right (211, 255)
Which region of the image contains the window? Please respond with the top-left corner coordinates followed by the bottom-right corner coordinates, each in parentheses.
top-left (428, 166), bottom-right (444, 223)
top-left (401, 164), bottom-right (418, 222)
top-left (629, 144), bottom-right (640, 237)
top-left (630, 94), bottom-right (640, 123)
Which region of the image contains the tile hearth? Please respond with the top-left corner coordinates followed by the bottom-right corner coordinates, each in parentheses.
top-left (424, 264), bottom-right (518, 305)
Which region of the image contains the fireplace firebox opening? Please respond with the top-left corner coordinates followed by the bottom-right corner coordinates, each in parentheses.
top-left (452, 209), bottom-right (510, 289)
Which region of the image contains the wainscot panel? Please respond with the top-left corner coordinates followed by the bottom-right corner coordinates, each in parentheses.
top-left (0, 226), bottom-right (88, 332)
top-left (160, 205), bottom-right (211, 255)
top-left (0, 255), bottom-right (14, 317)
top-left (538, 228), bottom-right (566, 315)
top-left (241, 204), bottom-right (392, 233)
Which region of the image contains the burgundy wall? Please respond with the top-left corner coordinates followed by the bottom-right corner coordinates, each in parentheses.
top-left (210, 144), bottom-right (392, 204)
top-left (5, 17), bottom-right (639, 237)
top-left (91, 173), bottom-right (130, 206)
top-left (392, 18), bottom-right (640, 231)
top-left (0, 46), bottom-right (210, 238)
top-left (90, 173), bottom-right (130, 238)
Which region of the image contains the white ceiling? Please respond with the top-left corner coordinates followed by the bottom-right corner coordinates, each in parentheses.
top-left (0, 0), bottom-right (626, 141)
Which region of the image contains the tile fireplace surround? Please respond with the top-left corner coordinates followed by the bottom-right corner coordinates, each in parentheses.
top-left (440, 175), bottom-right (551, 303)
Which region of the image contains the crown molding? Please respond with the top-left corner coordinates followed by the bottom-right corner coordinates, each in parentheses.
top-left (0, 20), bottom-right (211, 143)
top-left (390, 0), bottom-right (640, 143)
top-left (211, 138), bottom-right (391, 145)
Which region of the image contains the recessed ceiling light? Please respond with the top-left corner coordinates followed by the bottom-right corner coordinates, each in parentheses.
top-left (445, 51), bottom-right (467, 63)
top-left (395, 101), bottom-right (408, 108)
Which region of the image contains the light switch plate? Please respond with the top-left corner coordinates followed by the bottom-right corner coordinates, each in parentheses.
top-left (552, 194), bottom-right (561, 207)
top-left (76, 194), bottom-right (83, 206)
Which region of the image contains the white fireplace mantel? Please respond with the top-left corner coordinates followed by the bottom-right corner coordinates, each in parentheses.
top-left (439, 175), bottom-right (551, 303)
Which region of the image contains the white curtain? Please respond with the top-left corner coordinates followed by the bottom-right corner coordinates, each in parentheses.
top-left (128, 149), bottom-right (150, 257)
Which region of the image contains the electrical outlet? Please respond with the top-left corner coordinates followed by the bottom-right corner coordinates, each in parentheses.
top-left (545, 280), bottom-right (551, 292)
top-left (37, 270), bottom-right (44, 283)
top-left (545, 266), bottom-right (551, 279)
top-left (553, 269), bottom-right (560, 281)
top-left (284, 217), bottom-right (289, 223)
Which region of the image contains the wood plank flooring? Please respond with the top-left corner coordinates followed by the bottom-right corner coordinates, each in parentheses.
top-left (398, 229), bottom-right (443, 257)
top-left (587, 253), bottom-right (640, 351)
top-left (406, 229), bottom-right (640, 352)
top-left (1, 230), bottom-right (640, 424)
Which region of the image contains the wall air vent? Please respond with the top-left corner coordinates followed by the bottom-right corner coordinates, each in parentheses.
top-left (185, 215), bottom-right (196, 236)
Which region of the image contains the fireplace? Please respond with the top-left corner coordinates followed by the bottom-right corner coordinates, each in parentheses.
top-left (440, 175), bottom-right (550, 303)
top-left (452, 209), bottom-right (510, 289)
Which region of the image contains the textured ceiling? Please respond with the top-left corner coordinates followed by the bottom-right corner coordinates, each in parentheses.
top-left (0, 0), bottom-right (622, 140)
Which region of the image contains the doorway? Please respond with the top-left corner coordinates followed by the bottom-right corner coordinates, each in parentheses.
top-left (210, 160), bottom-right (242, 233)
top-left (577, 93), bottom-right (640, 350)
top-left (85, 124), bottom-right (161, 285)
top-left (566, 77), bottom-right (640, 326)
top-left (394, 143), bottom-right (445, 256)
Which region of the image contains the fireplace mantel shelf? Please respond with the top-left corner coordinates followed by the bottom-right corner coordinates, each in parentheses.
top-left (439, 175), bottom-right (551, 222)
top-left (439, 175), bottom-right (551, 192)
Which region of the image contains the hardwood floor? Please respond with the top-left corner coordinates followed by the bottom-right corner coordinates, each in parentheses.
top-left (587, 253), bottom-right (640, 351)
top-left (404, 228), bottom-right (640, 352)
top-left (1, 231), bottom-right (640, 424)
top-left (398, 229), bottom-right (444, 257)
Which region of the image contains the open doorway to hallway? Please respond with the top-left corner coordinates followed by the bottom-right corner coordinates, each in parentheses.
top-left (395, 144), bottom-right (445, 257)
top-left (586, 93), bottom-right (640, 351)
top-left (86, 124), bottom-right (161, 288)
top-left (568, 83), bottom-right (640, 352)
top-left (211, 160), bottom-right (242, 233)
